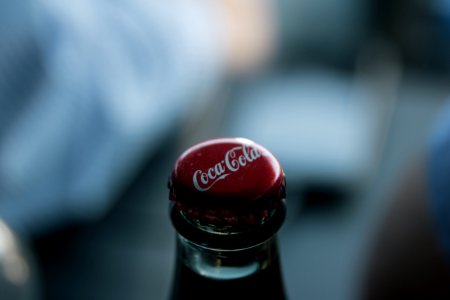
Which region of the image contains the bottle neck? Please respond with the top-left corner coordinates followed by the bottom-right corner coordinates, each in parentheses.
top-left (176, 234), bottom-right (280, 280)
top-left (169, 197), bottom-right (287, 299)
top-left (169, 198), bottom-right (287, 249)
top-left (171, 234), bottom-right (286, 300)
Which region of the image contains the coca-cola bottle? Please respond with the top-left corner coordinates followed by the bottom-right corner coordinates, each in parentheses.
top-left (168, 138), bottom-right (287, 300)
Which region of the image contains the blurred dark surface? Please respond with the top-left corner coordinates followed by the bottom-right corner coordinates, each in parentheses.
top-left (32, 136), bottom-right (180, 300)
top-left (363, 162), bottom-right (450, 300)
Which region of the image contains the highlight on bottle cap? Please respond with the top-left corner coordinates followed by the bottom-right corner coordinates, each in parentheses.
top-left (168, 137), bottom-right (286, 232)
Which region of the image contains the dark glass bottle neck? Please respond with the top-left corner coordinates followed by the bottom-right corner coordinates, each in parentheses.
top-left (170, 199), bottom-right (286, 249)
top-left (170, 234), bottom-right (286, 300)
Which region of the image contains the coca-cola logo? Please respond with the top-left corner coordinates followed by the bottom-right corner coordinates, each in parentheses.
top-left (193, 144), bottom-right (262, 192)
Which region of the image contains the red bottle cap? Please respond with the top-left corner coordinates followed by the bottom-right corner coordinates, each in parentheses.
top-left (169, 138), bottom-right (286, 233)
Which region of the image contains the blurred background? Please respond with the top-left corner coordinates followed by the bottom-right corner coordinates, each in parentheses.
top-left (0, 0), bottom-right (450, 299)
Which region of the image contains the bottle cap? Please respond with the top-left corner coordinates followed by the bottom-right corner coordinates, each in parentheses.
top-left (169, 138), bottom-right (286, 246)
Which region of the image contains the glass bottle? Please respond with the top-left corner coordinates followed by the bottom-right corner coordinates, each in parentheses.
top-left (168, 138), bottom-right (287, 300)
